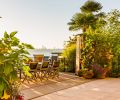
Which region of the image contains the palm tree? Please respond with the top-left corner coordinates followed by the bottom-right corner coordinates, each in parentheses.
top-left (80, 0), bottom-right (102, 13)
top-left (68, 0), bottom-right (105, 32)
top-left (68, 1), bottom-right (106, 72)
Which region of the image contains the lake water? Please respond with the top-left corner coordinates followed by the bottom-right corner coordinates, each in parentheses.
top-left (27, 49), bottom-right (63, 57)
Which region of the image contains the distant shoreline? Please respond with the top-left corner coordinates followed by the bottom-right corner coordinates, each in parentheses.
top-left (27, 49), bottom-right (63, 57)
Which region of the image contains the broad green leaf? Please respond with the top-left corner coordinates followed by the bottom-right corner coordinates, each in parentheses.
top-left (9, 52), bottom-right (19, 58)
top-left (20, 49), bottom-right (29, 54)
top-left (11, 37), bottom-right (19, 46)
top-left (0, 82), bottom-right (5, 92)
top-left (0, 65), bottom-right (4, 74)
top-left (22, 43), bottom-right (34, 49)
top-left (0, 54), bottom-right (4, 61)
top-left (23, 65), bottom-right (30, 71)
top-left (23, 66), bottom-right (31, 77)
top-left (10, 31), bottom-right (17, 37)
top-left (0, 91), bottom-right (3, 97)
top-left (9, 71), bottom-right (18, 81)
top-left (0, 77), bottom-right (7, 94)
top-left (4, 32), bottom-right (9, 38)
top-left (4, 62), bottom-right (13, 75)
top-left (18, 45), bottom-right (23, 49)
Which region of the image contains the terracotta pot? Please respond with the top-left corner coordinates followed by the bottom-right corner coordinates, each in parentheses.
top-left (83, 71), bottom-right (94, 79)
top-left (97, 73), bottom-right (106, 79)
top-left (97, 75), bottom-right (106, 79)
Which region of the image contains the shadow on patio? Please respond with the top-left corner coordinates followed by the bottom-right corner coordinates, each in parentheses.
top-left (21, 72), bottom-right (93, 100)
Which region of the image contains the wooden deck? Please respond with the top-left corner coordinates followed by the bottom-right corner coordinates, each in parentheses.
top-left (21, 72), bottom-right (92, 100)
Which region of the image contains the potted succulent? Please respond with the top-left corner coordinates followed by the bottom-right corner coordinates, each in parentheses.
top-left (0, 32), bottom-right (33, 100)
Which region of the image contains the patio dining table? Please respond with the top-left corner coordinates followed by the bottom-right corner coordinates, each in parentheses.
top-left (19, 62), bottom-right (43, 79)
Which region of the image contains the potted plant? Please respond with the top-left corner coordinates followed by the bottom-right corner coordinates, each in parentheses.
top-left (0, 32), bottom-right (33, 100)
top-left (92, 64), bottom-right (107, 79)
top-left (83, 69), bottom-right (94, 79)
top-left (78, 68), bottom-right (87, 77)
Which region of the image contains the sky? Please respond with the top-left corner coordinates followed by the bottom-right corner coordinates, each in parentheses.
top-left (0, 0), bottom-right (120, 49)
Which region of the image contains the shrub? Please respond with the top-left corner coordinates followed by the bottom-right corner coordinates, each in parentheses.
top-left (65, 65), bottom-right (75, 72)
top-left (92, 64), bottom-right (106, 78)
top-left (59, 63), bottom-right (65, 72)
top-left (62, 44), bottom-right (76, 72)
top-left (78, 69), bottom-right (87, 77)
top-left (110, 66), bottom-right (120, 78)
top-left (0, 32), bottom-right (33, 99)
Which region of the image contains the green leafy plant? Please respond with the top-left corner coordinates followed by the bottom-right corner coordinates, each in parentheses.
top-left (0, 31), bottom-right (34, 99)
top-left (83, 10), bottom-right (120, 78)
top-left (62, 44), bottom-right (76, 72)
top-left (78, 68), bottom-right (87, 77)
top-left (59, 63), bottom-right (66, 72)
top-left (67, 0), bottom-right (120, 78)
top-left (92, 64), bottom-right (106, 78)
top-left (68, 0), bottom-right (105, 32)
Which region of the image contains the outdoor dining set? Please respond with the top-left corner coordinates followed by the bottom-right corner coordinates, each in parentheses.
top-left (19, 54), bottom-right (60, 83)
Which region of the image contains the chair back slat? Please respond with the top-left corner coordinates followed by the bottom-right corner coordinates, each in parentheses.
top-left (53, 61), bottom-right (59, 68)
top-left (29, 62), bottom-right (38, 69)
top-left (34, 54), bottom-right (44, 62)
top-left (41, 61), bottom-right (49, 68)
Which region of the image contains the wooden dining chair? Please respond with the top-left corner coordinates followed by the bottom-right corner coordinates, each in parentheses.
top-left (50, 61), bottom-right (60, 78)
top-left (22, 62), bottom-right (38, 83)
top-left (39, 61), bottom-right (50, 80)
top-left (34, 54), bottom-right (44, 62)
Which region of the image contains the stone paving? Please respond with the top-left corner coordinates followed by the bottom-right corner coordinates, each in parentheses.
top-left (21, 72), bottom-right (92, 100)
top-left (21, 73), bottom-right (120, 100)
top-left (32, 78), bottom-right (120, 100)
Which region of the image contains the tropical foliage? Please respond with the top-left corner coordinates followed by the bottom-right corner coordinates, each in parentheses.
top-left (67, 0), bottom-right (120, 78)
top-left (82, 10), bottom-right (120, 77)
top-left (0, 31), bottom-right (33, 99)
top-left (68, 0), bottom-right (105, 32)
top-left (62, 43), bottom-right (76, 72)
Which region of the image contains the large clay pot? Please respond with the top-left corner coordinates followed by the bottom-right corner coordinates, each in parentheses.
top-left (83, 70), bottom-right (94, 79)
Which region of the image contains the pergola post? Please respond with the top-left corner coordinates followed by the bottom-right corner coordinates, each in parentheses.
top-left (75, 34), bottom-right (83, 75)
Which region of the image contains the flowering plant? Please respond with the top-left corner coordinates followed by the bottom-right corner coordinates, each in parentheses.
top-left (92, 64), bottom-right (106, 78)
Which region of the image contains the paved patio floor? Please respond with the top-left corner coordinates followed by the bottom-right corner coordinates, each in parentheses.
top-left (21, 73), bottom-right (120, 100)
top-left (21, 72), bottom-right (92, 100)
